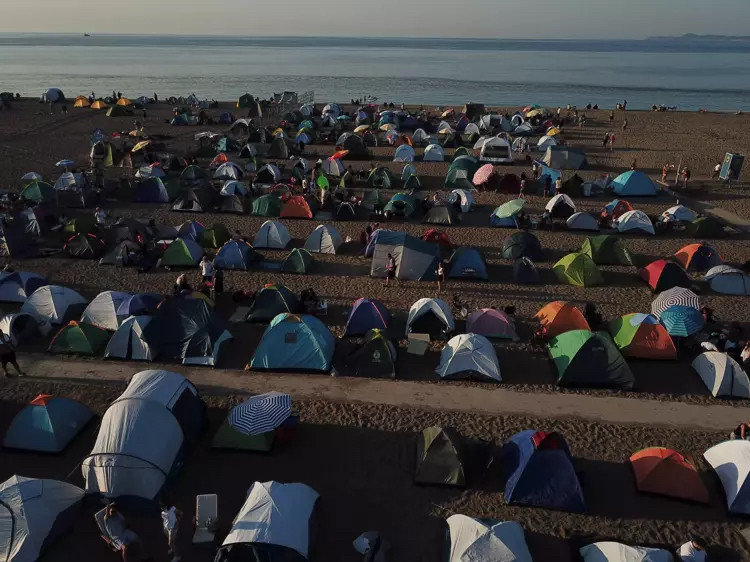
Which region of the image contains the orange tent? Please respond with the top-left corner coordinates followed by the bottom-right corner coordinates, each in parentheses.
top-left (210, 153), bottom-right (228, 167)
top-left (630, 447), bottom-right (710, 503)
top-left (73, 96), bottom-right (90, 108)
top-left (90, 100), bottom-right (108, 110)
top-left (535, 301), bottom-right (590, 338)
top-left (674, 243), bottom-right (722, 272)
top-left (280, 195), bottom-right (313, 219)
top-left (116, 97), bottom-right (132, 106)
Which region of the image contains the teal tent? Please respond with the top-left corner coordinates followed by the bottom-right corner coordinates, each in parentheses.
top-left (249, 313), bottom-right (335, 372)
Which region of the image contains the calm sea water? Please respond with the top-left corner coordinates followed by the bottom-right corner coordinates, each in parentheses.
top-left (2, 34), bottom-right (750, 110)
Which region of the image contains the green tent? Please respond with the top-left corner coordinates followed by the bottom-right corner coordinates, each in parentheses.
top-left (200, 223), bottom-right (230, 248)
top-left (554, 252), bottom-right (604, 287)
top-left (367, 167), bottom-right (397, 189)
top-left (444, 167), bottom-right (475, 191)
top-left (453, 147), bottom-right (472, 160)
top-left (211, 419), bottom-right (275, 452)
top-left (49, 321), bottom-right (110, 355)
top-left (161, 238), bottom-right (203, 267)
top-left (384, 193), bottom-right (418, 217)
top-left (548, 330), bottom-right (634, 389)
top-left (317, 175), bottom-right (330, 190)
top-left (251, 194), bottom-right (282, 217)
top-left (414, 426), bottom-right (466, 486)
top-left (349, 329), bottom-right (396, 379)
top-left (449, 155), bottom-right (479, 175)
top-left (580, 235), bottom-right (632, 266)
top-left (281, 248), bottom-right (314, 274)
top-left (106, 105), bottom-right (132, 117)
top-left (236, 93), bottom-right (254, 108)
top-left (63, 216), bottom-right (97, 235)
top-left (685, 216), bottom-right (726, 238)
top-left (20, 181), bottom-right (56, 205)
top-left (404, 174), bottom-right (422, 192)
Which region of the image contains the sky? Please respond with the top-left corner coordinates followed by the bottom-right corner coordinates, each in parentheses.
top-left (4, 0), bottom-right (750, 39)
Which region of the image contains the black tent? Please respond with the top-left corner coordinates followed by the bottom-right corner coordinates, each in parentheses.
top-left (335, 201), bottom-right (357, 221)
top-left (342, 134), bottom-right (368, 158)
top-left (414, 426), bottom-right (466, 486)
top-left (219, 195), bottom-right (245, 214)
top-left (267, 137), bottom-right (290, 159)
top-left (99, 240), bottom-right (141, 266)
top-left (64, 233), bottom-right (106, 258)
top-left (245, 284), bottom-right (300, 323)
top-left (513, 257), bottom-right (541, 284)
top-left (347, 329), bottom-right (396, 379)
top-left (501, 232), bottom-right (542, 260)
top-left (172, 188), bottom-right (211, 212)
top-left (423, 203), bottom-right (459, 226)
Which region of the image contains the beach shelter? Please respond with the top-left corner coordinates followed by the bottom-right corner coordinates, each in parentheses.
top-left (415, 427), bottom-right (466, 486)
top-left (348, 328), bottom-right (397, 379)
top-left (579, 235), bottom-right (632, 266)
top-left (651, 287), bottom-right (701, 318)
top-left (545, 194), bottom-right (576, 219)
top-left (501, 232), bottom-right (542, 260)
top-left (423, 144), bottom-right (445, 161)
top-left (579, 542), bottom-right (673, 562)
top-left (608, 314), bottom-right (676, 360)
top-left (281, 248), bottom-right (314, 274)
top-left (554, 253), bottom-right (604, 287)
top-left (3, 395), bottom-right (94, 453)
top-left (611, 170), bottom-right (658, 196)
top-left (686, 216), bottom-right (726, 238)
top-left (448, 247), bottom-right (488, 280)
top-left (639, 259), bottom-right (691, 292)
top-left (541, 146), bottom-right (587, 169)
top-left (0, 476), bottom-right (84, 562)
top-left (406, 298), bottom-right (455, 336)
top-left (370, 232), bottom-right (440, 281)
top-left (692, 352), bottom-right (750, 399)
top-left (662, 205), bottom-right (696, 222)
top-left (705, 265), bottom-right (750, 295)
top-left (246, 284), bottom-right (299, 323)
top-left (253, 220), bottom-right (291, 250)
top-left (135, 177), bottom-right (169, 202)
top-left (548, 330), bottom-right (634, 389)
top-left (161, 238), bottom-right (203, 267)
top-left (384, 193), bottom-right (418, 218)
top-left (491, 198), bottom-right (525, 228)
top-left (104, 315), bottom-right (157, 361)
top-left (80, 290), bottom-right (130, 330)
top-left (214, 240), bottom-right (263, 270)
top-left (48, 321), bottom-right (110, 355)
top-left (513, 257), bottom-right (541, 284)
top-left (630, 447), bottom-right (709, 503)
top-left (466, 309), bottom-right (517, 340)
top-left (0, 272), bottom-right (47, 303)
top-left (601, 199), bottom-right (633, 221)
top-left (704, 440), bottom-right (750, 514)
top-left (424, 203), bottom-right (459, 226)
top-left (20, 181), bottom-right (56, 206)
top-left (436, 334), bottom-right (501, 381)
top-left (22, 285), bottom-right (88, 327)
top-left (674, 243), bottom-right (722, 272)
top-left (423, 229), bottom-right (452, 252)
top-left (250, 313), bottom-right (334, 372)
top-left (536, 301), bottom-right (590, 338)
top-left (616, 210), bottom-right (655, 235)
top-left (446, 516), bottom-right (533, 562)
top-left (280, 196), bottom-right (314, 219)
top-left (199, 223), bottom-right (231, 249)
top-left (251, 194), bottom-right (282, 217)
top-left (304, 225), bottom-right (342, 254)
top-left (344, 298), bottom-right (391, 336)
top-left (216, 481), bottom-right (318, 562)
top-left (367, 167), bottom-right (397, 189)
top-left (566, 212), bottom-right (599, 232)
top-left (502, 429), bottom-right (586, 512)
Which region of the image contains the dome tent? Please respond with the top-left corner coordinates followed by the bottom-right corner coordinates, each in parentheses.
top-left (214, 240), bottom-right (263, 270)
top-left (423, 229), bottom-right (452, 252)
top-left (21, 285), bottom-right (88, 327)
top-left (705, 265), bottom-right (750, 295)
top-left (304, 224), bottom-right (343, 254)
top-left (691, 352), bottom-right (750, 399)
top-left (580, 542), bottom-right (673, 562)
top-left (501, 231), bottom-right (542, 260)
top-left (423, 203), bottom-right (459, 226)
top-left (466, 309), bottom-right (517, 339)
top-left (415, 426), bottom-right (466, 486)
top-left (639, 259), bottom-right (691, 292)
top-left (80, 290), bottom-right (131, 331)
top-left (200, 223), bottom-right (231, 249)
top-left (254, 220), bottom-right (291, 249)
top-left (579, 235), bottom-right (632, 266)
top-left (281, 248), bottom-right (314, 274)
top-left (662, 205), bottom-right (696, 222)
top-left (686, 216), bottom-right (728, 238)
top-left (566, 212), bottom-right (599, 232)
top-left (611, 170), bottom-right (658, 196)
top-left (423, 144), bottom-right (444, 161)
top-left (370, 232), bottom-right (440, 282)
top-left (536, 301), bottom-right (590, 338)
top-left (280, 196), bottom-right (315, 219)
top-left (674, 242), bottom-right (722, 272)
top-left (344, 298), bottom-right (390, 336)
top-left (549, 330), bottom-right (634, 389)
top-left (406, 298), bottom-right (455, 337)
top-left (608, 313), bottom-right (676, 360)
top-left (0, 313), bottom-right (40, 346)
top-left (513, 257), bottom-right (541, 284)
top-left (545, 193), bottom-right (576, 219)
top-left (704, 440), bottom-right (750, 514)
top-left (249, 313), bottom-right (335, 372)
top-left (436, 333), bottom-right (501, 381)
top-left (616, 210), bottom-right (655, 235)
top-left (104, 315), bottom-right (158, 361)
top-left (252, 194), bottom-right (282, 217)
top-left (161, 238), bottom-right (203, 268)
top-left (446, 516), bottom-right (533, 562)
top-left (629, 447), bottom-right (709, 503)
top-left (246, 284), bottom-right (299, 323)
top-left (601, 199), bottom-right (634, 221)
top-left (448, 247), bottom-right (488, 280)
top-left (554, 253), bottom-right (603, 287)
top-left (448, 189), bottom-right (476, 213)
top-left (49, 321), bottom-right (111, 355)
top-left (0, 271), bottom-right (47, 302)
top-left (347, 328), bottom-right (397, 379)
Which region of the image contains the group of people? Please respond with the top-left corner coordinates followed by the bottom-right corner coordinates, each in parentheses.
top-left (173, 255), bottom-right (224, 297)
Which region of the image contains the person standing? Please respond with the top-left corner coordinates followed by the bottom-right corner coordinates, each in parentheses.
top-left (682, 167), bottom-right (691, 188)
top-left (384, 253), bottom-right (397, 287)
top-left (0, 329), bottom-right (24, 377)
top-left (662, 163), bottom-right (670, 183)
top-left (608, 132), bottom-right (615, 152)
top-left (160, 500), bottom-right (182, 562)
top-left (436, 261), bottom-right (445, 293)
top-left (621, 118), bottom-right (628, 131)
top-left (554, 176), bottom-right (563, 195)
top-left (200, 255), bottom-right (214, 283)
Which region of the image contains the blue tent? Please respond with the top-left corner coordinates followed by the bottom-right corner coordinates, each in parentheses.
top-left (116, 293), bottom-right (162, 316)
top-left (611, 170), bottom-right (657, 196)
top-left (214, 240), bottom-right (262, 270)
top-left (219, 112), bottom-right (235, 124)
top-left (170, 113), bottom-right (189, 126)
top-left (249, 313), bottom-right (335, 372)
top-left (344, 298), bottom-right (391, 336)
top-left (448, 247), bottom-right (488, 280)
top-left (3, 395), bottom-right (94, 452)
top-left (178, 220), bottom-right (205, 240)
top-left (135, 177), bottom-right (169, 203)
top-left (502, 429), bottom-right (586, 513)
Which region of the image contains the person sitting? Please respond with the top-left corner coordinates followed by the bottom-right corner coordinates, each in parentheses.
top-left (731, 421), bottom-right (750, 441)
top-left (678, 537), bottom-right (707, 561)
top-left (104, 503), bottom-right (145, 561)
top-left (174, 274), bottom-right (190, 295)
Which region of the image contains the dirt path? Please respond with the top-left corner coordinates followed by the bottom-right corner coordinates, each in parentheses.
top-left (23, 354), bottom-right (750, 432)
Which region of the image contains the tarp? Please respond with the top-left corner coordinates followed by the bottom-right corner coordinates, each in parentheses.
top-left (446, 516), bottom-right (533, 562)
top-left (549, 330), bottom-right (634, 390)
top-left (250, 314), bottom-right (334, 372)
top-left (415, 427), bottom-right (466, 486)
top-left (436, 334), bottom-right (501, 381)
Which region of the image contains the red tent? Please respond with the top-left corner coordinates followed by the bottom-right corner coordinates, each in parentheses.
top-left (423, 229), bottom-right (452, 251)
top-left (638, 259), bottom-right (691, 292)
top-left (630, 447), bottom-right (710, 503)
top-left (280, 195), bottom-right (313, 219)
top-left (601, 199), bottom-right (633, 220)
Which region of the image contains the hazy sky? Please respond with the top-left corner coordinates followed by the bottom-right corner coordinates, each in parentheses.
top-left (4, 0), bottom-right (750, 39)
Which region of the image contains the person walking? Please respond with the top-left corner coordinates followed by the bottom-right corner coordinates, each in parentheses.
top-left (608, 132), bottom-right (615, 152)
top-left (621, 118), bottom-right (628, 131)
top-left (0, 329), bottom-right (24, 377)
top-left (160, 500), bottom-right (183, 562)
top-left (200, 255), bottom-right (214, 283)
top-left (384, 253), bottom-right (397, 286)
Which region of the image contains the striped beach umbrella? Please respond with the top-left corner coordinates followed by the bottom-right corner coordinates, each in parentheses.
top-left (659, 305), bottom-right (704, 337)
top-left (651, 287), bottom-right (700, 318)
top-left (228, 392), bottom-right (291, 435)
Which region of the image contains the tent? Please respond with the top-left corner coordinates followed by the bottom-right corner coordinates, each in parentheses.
top-left (246, 284), bottom-right (299, 323)
top-left (674, 243), bottom-right (722, 272)
top-left (705, 265), bottom-right (750, 295)
top-left (200, 223), bottom-right (231, 248)
top-left (3, 395), bottom-right (94, 453)
top-left (692, 352), bottom-right (750, 398)
top-left (267, 137), bottom-right (290, 159)
top-left (161, 238), bottom-right (203, 267)
top-left (513, 257), bottom-right (541, 284)
top-left (106, 104), bottom-right (132, 117)
top-left (0, 271), bottom-right (47, 303)
top-left (172, 188), bottom-right (209, 212)
top-left (554, 253), bottom-right (603, 287)
top-left (21, 285), bottom-right (88, 327)
top-left (348, 329), bottom-right (397, 379)
top-left (601, 199), bottom-right (634, 221)
top-left (423, 144), bottom-right (445, 162)
top-left (406, 298), bottom-right (455, 337)
top-left (394, 144), bottom-right (416, 162)
top-left (685, 216), bottom-right (726, 238)
top-left (344, 298), bottom-right (390, 336)
top-left (0, 313), bottom-right (39, 346)
top-left (115, 294), bottom-right (162, 323)
top-left (662, 205), bottom-right (696, 223)
top-left (256, 164), bottom-right (281, 185)
top-left (566, 212), bottom-right (599, 232)
top-left (639, 259), bottom-right (691, 292)
top-left (541, 146), bottom-right (587, 169)
top-left (444, 167), bottom-right (475, 191)
top-left (549, 330), bottom-right (634, 389)
top-left (254, 220), bottom-right (291, 249)
top-left (249, 314), bottom-right (335, 372)
top-left (466, 309), bottom-right (517, 340)
top-left (436, 333), bottom-right (501, 381)
top-left (479, 137), bottom-right (513, 164)
top-left (82, 370), bottom-right (204, 503)
top-left (0, 476), bottom-right (83, 562)
top-left (448, 247), bottom-right (488, 280)
top-left (20, 180), bottom-right (57, 205)
top-left (384, 193), bottom-right (418, 218)
top-left (252, 194), bottom-right (282, 217)
top-left (104, 315), bottom-right (158, 361)
top-left (415, 426), bottom-right (466, 486)
top-left (180, 165), bottom-right (206, 183)
top-left (80, 290), bottom-right (130, 330)
top-left (219, 194), bottom-right (246, 214)
top-left (608, 314), bottom-right (676, 360)
top-left (367, 167), bottom-right (398, 189)
top-left (135, 177), bottom-right (170, 202)
top-left (651, 287), bottom-right (701, 318)
top-left (616, 210), bottom-right (655, 235)
top-left (280, 196), bottom-right (314, 220)
top-left (536, 301), bottom-right (590, 338)
top-left (580, 542), bottom-right (673, 562)
top-left (537, 135), bottom-right (557, 151)
top-left (446, 516), bottom-right (532, 562)
top-left (178, 220), bottom-right (205, 240)
top-left (215, 240), bottom-right (263, 270)
top-left (334, 201), bottom-right (357, 220)
top-left (501, 232), bottom-right (542, 260)
top-left (491, 198), bottom-right (525, 228)
top-left (502, 429), bottom-right (586, 512)
top-left (704, 440), bottom-right (750, 514)
top-left (545, 193), bottom-right (576, 219)
top-left (611, 170), bottom-right (658, 196)
top-left (281, 248), bottom-right (314, 274)
top-left (214, 162), bottom-right (243, 180)
top-left (220, 180), bottom-right (247, 197)
top-left (579, 235), bottom-right (632, 266)
top-left (630, 447), bottom-right (709, 503)
top-left (215, 482), bottom-right (319, 562)
top-left (423, 229), bottom-right (452, 252)
top-left (48, 321), bottom-right (112, 355)
top-left (449, 189), bottom-right (475, 213)
top-left (64, 233), bottom-right (106, 259)
top-left (370, 232), bottom-right (440, 281)
top-left (304, 225), bottom-right (342, 254)
top-left (424, 203), bottom-right (459, 226)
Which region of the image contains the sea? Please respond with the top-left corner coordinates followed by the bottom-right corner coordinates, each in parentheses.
top-left (1, 34), bottom-right (750, 111)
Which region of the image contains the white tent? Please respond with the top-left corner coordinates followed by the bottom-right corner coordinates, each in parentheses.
top-left (580, 542), bottom-right (673, 562)
top-left (0, 271), bottom-right (48, 303)
top-left (254, 220), bottom-right (291, 249)
top-left (394, 144), bottom-right (416, 162)
top-left (104, 315), bottom-right (157, 361)
top-left (566, 212), bottom-right (599, 232)
top-left (662, 205), bottom-right (696, 222)
top-left (322, 158), bottom-right (344, 177)
top-left (423, 144), bottom-right (445, 162)
top-left (213, 162), bottom-right (243, 180)
top-left (412, 128), bottom-right (429, 145)
top-left (220, 180), bottom-right (247, 197)
top-left (446, 515), bottom-right (532, 562)
top-left (0, 476), bottom-right (84, 562)
top-left (220, 481), bottom-right (319, 560)
top-left (616, 210), bottom-right (655, 235)
top-left (545, 194), bottom-right (576, 214)
top-left (537, 135), bottom-right (558, 151)
top-left (54, 172), bottom-right (82, 191)
top-left (463, 123), bottom-right (480, 137)
top-left (21, 285), bottom-right (88, 326)
top-left (479, 137), bottom-right (513, 164)
top-left (80, 290), bottom-right (131, 331)
top-left (449, 189), bottom-right (476, 212)
top-left (304, 225), bottom-right (343, 254)
top-left (691, 352), bottom-right (750, 398)
top-left (704, 440), bottom-right (750, 514)
top-left (436, 334), bottom-right (501, 382)
top-left (406, 298), bottom-right (455, 336)
top-left (705, 265), bottom-right (750, 295)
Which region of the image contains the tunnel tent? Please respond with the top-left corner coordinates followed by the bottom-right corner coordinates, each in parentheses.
top-left (415, 426), bottom-right (467, 486)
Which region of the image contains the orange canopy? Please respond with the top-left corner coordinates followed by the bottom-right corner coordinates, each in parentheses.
top-left (630, 447), bottom-right (710, 503)
top-left (535, 301), bottom-right (590, 338)
top-left (30, 394), bottom-right (54, 406)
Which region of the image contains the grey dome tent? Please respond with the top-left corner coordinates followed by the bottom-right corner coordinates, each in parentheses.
top-left (415, 426), bottom-right (466, 486)
top-left (436, 333), bottom-right (501, 381)
top-left (370, 232), bottom-right (440, 281)
top-left (254, 220), bottom-right (291, 249)
top-left (406, 298), bottom-right (455, 337)
top-left (267, 137), bottom-right (290, 159)
top-left (304, 224), bottom-right (343, 254)
top-left (172, 188), bottom-right (210, 212)
top-left (542, 146), bottom-right (587, 169)
top-left (446, 516), bottom-right (533, 562)
top-left (104, 315), bottom-right (158, 361)
top-left (21, 285), bottom-right (88, 327)
top-left (501, 232), bottom-right (542, 260)
top-left (566, 212), bottom-right (599, 232)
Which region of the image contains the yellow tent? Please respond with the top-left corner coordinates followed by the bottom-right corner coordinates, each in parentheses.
top-left (116, 98), bottom-right (132, 106)
top-left (73, 96), bottom-right (90, 108)
top-left (380, 124), bottom-right (396, 132)
top-left (547, 127), bottom-right (561, 137)
top-left (90, 100), bottom-right (108, 110)
top-left (525, 109), bottom-right (543, 118)
top-left (354, 125), bottom-right (369, 133)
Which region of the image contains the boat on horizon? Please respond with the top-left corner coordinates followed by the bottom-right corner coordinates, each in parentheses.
top-left (84, 33), bottom-right (91, 37)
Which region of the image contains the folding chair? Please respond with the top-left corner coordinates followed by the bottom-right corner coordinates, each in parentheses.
top-left (193, 494), bottom-right (218, 544)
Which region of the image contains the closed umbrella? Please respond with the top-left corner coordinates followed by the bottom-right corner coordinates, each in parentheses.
top-left (659, 305), bottom-right (704, 337)
top-left (229, 391), bottom-right (291, 435)
top-left (651, 287), bottom-right (701, 318)
top-left (132, 140), bottom-right (151, 153)
top-left (473, 164), bottom-right (494, 186)
top-left (354, 125), bottom-right (370, 133)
